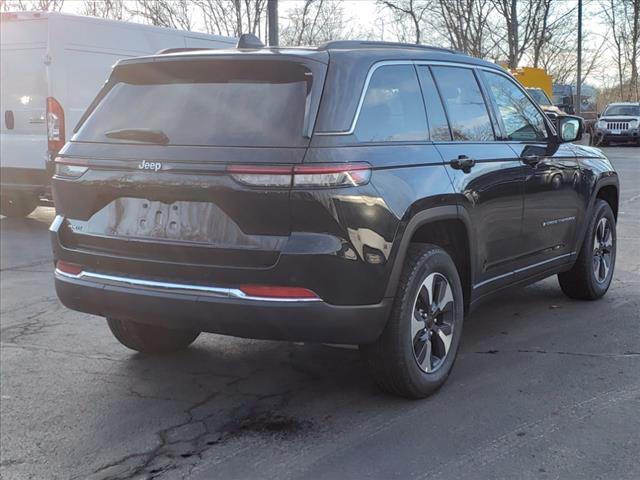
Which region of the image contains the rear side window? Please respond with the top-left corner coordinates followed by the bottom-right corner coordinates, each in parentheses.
top-left (431, 66), bottom-right (494, 141)
top-left (353, 65), bottom-right (428, 142)
top-left (417, 66), bottom-right (451, 141)
top-left (76, 60), bottom-right (314, 147)
top-left (484, 72), bottom-right (548, 141)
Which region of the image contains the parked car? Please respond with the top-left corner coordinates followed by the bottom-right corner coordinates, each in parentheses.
top-left (526, 87), bottom-right (585, 133)
top-left (51, 38), bottom-right (619, 398)
top-left (0, 11), bottom-right (235, 218)
top-left (591, 102), bottom-right (640, 146)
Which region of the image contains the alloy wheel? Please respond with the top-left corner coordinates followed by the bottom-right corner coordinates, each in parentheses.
top-left (411, 272), bottom-right (455, 373)
top-left (592, 217), bottom-right (614, 283)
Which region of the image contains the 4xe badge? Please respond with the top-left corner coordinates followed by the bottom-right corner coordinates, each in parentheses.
top-left (138, 160), bottom-right (162, 172)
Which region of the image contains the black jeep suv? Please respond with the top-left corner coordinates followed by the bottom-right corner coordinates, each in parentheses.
top-left (52, 40), bottom-right (619, 398)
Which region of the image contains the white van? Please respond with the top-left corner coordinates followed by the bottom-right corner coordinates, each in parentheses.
top-left (0, 11), bottom-right (235, 217)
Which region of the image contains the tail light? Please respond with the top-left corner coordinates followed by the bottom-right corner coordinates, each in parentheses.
top-left (227, 163), bottom-right (371, 188)
top-left (226, 165), bottom-right (293, 187)
top-left (54, 157), bottom-right (88, 178)
top-left (47, 96), bottom-right (65, 153)
top-left (56, 261), bottom-right (83, 276)
top-left (239, 284), bottom-right (320, 300)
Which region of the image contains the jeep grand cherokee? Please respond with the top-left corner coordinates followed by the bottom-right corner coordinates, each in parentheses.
top-left (51, 39), bottom-right (619, 398)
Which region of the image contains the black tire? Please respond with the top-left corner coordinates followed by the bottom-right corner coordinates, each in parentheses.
top-left (106, 318), bottom-right (200, 354)
top-left (0, 194), bottom-right (38, 218)
top-left (558, 200), bottom-right (616, 300)
top-left (360, 244), bottom-right (464, 399)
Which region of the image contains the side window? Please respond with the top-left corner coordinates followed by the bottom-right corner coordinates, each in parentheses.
top-left (431, 66), bottom-right (494, 141)
top-left (483, 71), bottom-right (549, 141)
top-left (354, 65), bottom-right (428, 142)
top-left (417, 66), bottom-right (451, 141)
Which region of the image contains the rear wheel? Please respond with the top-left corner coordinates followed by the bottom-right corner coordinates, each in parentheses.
top-left (361, 244), bottom-right (464, 399)
top-left (558, 200), bottom-right (616, 300)
top-left (0, 194), bottom-right (38, 218)
top-left (107, 318), bottom-right (200, 354)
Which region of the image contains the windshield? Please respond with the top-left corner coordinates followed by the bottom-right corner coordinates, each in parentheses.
top-left (75, 60), bottom-right (314, 147)
top-left (603, 105), bottom-right (640, 117)
top-left (527, 89), bottom-right (552, 106)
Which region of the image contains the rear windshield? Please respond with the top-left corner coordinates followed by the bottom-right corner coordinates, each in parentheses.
top-left (75, 60), bottom-right (314, 147)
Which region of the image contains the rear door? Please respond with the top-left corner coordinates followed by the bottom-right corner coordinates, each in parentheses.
top-left (424, 65), bottom-right (526, 292)
top-left (55, 56), bottom-right (326, 276)
top-left (0, 16), bottom-right (49, 173)
top-left (481, 70), bottom-right (581, 271)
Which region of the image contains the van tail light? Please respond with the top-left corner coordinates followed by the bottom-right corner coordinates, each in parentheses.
top-left (54, 157), bottom-right (88, 178)
top-left (227, 163), bottom-right (371, 188)
top-left (239, 284), bottom-right (320, 300)
top-left (47, 96), bottom-right (65, 153)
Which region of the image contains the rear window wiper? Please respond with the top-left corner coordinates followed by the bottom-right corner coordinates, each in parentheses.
top-left (104, 128), bottom-right (169, 144)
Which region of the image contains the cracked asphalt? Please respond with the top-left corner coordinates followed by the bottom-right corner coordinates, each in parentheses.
top-left (1, 146), bottom-right (639, 480)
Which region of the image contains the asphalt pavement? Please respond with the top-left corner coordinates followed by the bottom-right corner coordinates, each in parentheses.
top-left (1, 146), bottom-right (638, 480)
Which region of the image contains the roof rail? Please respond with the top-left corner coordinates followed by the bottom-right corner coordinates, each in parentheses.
top-left (155, 47), bottom-right (216, 55)
top-left (318, 40), bottom-right (456, 54)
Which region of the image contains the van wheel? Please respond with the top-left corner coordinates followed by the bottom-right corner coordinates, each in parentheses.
top-left (360, 244), bottom-right (464, 399)
top-left (0, 194), bottom-right (38, 218)
top-left (106, 318), bottom-right (200, 354)
top-left (558, 200), bottom-right (616, 300)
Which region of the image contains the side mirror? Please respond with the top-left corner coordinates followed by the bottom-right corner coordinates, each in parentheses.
top-left (557, 115), bottom-right (583, 143)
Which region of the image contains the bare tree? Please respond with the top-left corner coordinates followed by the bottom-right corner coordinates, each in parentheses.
top-left (601, 0), bottom-right (639, 101)
top-left (81, 0), bottom-right (125, 20)
top-left (280, 0), bottom-right (359, 46)
top-left (194, 0), bottom-right (268, 41)
top-left (489, 0), bottom-right (576, 69)
top-left (435, 0), bottom-right (496, 57)
top-left (1, 0), bottom-right (64, 11)
top-left (126, 0), bottom-right (192, 30)
top-left (377, 0), bottom-right (432, 44)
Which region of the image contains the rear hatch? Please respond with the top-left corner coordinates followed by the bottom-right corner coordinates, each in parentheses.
top-left (54, 52), bottom-right (327, 271)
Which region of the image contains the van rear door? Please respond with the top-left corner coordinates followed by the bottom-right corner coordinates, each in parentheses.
top-left (54, 54), bottom-right (327, 272)
top-left (0, 14), bottom-right (49, 176)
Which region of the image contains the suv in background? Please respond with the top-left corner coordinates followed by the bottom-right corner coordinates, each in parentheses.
top-left (52, 39), bottom-right (619, 398)
top-left (526, 87), bottom-right (584, 134)
top-left (592, 102), bottom-right (640, 146)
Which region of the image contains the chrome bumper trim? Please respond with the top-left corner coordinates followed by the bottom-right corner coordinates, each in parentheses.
top-left (55, 269), bottom-right (321, 302)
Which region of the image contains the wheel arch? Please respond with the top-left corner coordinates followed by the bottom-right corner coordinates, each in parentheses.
top-left (385, 205), bottom-right (475, 312)
top-left (595, 183), bottom-right (619, 220)
top-left (573, 175), bottom-right (619, 257)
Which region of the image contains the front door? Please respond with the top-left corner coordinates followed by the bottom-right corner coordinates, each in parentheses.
top-left (480, 70), bottom-right (581, 274)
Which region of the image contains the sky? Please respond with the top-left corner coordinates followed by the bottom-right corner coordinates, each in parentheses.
top-left (56, 0), bottom-right (616, 87)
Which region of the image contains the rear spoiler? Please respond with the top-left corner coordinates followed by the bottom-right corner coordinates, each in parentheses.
top-left (155, 47), bottom-right (216, 55)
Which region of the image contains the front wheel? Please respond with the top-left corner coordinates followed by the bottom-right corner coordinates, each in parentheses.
top-left (558, 200), bottom-right (616, 300)
top-left (107, 318), bottom-right (200, 354)
top-left (361, 244), bottom-right (464, 399)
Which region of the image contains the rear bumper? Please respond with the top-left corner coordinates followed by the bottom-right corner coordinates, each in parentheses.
top-left (0, 167), bottom-right (50, 193)
top-left (54, 269), bottom-right (392, 344)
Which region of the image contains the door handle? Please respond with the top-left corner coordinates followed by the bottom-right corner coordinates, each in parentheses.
top-left (450, 155), bottom-right (476, 173)
top-left (4, 110), bottom-right (14, 130)
top-left (521, 155), bottom-right (540, 166)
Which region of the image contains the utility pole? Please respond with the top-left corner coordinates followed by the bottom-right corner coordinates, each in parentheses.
top-left (576, 0), bottom-right (583, 115)
top-left (268, 0), bottom-right (279, 46)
